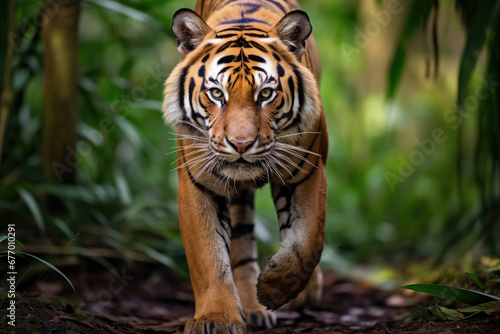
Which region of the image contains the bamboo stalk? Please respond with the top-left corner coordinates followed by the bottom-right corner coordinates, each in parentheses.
top-left (0, 0), bottom-right (16, 169)
top-left (42, 0), bottom-right (80, 184)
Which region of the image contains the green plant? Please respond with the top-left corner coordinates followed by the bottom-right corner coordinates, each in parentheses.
top-left (402, 272), bottom-right (500, 321)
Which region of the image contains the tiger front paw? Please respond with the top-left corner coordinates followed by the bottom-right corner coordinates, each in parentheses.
top-left (183, 313), bottom-right (248, 334)
top-left (256, 253), bottom-right (316, 310)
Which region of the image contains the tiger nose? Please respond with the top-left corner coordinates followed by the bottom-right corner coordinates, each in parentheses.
top-left (227, 138), bottom-right (255, 153)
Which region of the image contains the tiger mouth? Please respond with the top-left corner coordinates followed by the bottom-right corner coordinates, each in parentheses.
top-left (222, 158), bottom-right (261, 169)
top-left (218, 158), bottom-right (265, 181)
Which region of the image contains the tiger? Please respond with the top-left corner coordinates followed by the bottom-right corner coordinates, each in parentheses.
top-left (163, 0), bottom-right (328, 332)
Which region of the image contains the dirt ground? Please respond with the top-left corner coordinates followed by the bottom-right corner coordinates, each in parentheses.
top-left (2, 267), bottom-right (500, 334)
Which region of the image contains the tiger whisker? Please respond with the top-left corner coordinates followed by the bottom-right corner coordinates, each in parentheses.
top-left (176, 152), bottom-right (213, 171)
top-left (274, 131), bottom-right (321, 140)
top-left (264, 157), bottom-right (286, 185)
top-left (272, 151), bottom-right (309, 176)
top-left (169, 144), bottom-right (209, 154)
top-left (192, 156), bottom-right (219, 182)
top-left (274, 142), bottom-right (322, 157)
top-left (270, 154), bottom-right (295, 178)
top-left (174, 120), bottom-right (210, 137)
top-left (167, 146), bottom-right (209, 160)
top-left (273, 146), bottom-right (318, 168)
top-left (176, 134), bottom-right (210, 142)
top-left (173, 149), bottom-right (211, 164)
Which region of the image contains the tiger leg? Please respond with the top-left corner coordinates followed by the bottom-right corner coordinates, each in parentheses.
top-left (229, 190), bottom-right (277, 329)
top-left (178, 172), bottom-right (247, 334)
top-left (257, 162), bottom-right (327, 310)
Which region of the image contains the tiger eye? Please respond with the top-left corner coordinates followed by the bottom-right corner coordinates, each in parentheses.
top-left (210, 88), bottom-right (223, 99)
top-left (259, 88), bottom-right (272, 100)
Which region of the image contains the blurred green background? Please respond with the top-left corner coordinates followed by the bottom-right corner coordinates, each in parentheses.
top-left (1, 0), bottom-right (499, 281)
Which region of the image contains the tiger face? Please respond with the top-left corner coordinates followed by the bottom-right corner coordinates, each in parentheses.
top-left (163, 9), bottom-right (321, 183)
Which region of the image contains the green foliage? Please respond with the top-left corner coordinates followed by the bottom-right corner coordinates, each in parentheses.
top-left (386, 0), bottom-right (500, 262)
top-left (1, 250), bottom-right (76, 292)
top-left (404, 272), bottom-right (500, 322)
top-left (402, 284), bottom-right (500, 305)
top-left (0, 236), bottom-right (74, 291)
top-left (411, 304), bottom-right (464, 322)
top-left (386, 0), bottom-right (435, 100)
top-left (411, 302), bottom-right (500, 321)
top-left (466, 272), bottom-right (485, 292)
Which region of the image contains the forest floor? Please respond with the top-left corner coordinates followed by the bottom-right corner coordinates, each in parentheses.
top-left (3, 267), bottom-right (500, 334)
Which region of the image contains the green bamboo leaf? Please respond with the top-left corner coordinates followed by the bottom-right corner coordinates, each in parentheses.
top-left (52, 218), bottom-right (74, 240)
top-left (113, 168), bottom-right (132, 206)
top-left (83, 0), bottom-right (167, 34)
top-left (386, 0), bottom-right (434, 100)
top-left (466, 272), bottom-right (485, 292)
top-left (15, 239), bottom-right (27, 251)
top-left (402, 284), bottom-right (500, 305)
top-left (0, 251), bottom-right (75, 292)
top-left (0, 236), bottom-right (27, 250)
top-left (17, 188), bottom-right (45, 233)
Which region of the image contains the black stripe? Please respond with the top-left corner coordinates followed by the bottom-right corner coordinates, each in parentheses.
top-left (235, 50), bottom-right (248, 63)
top-left (230, 189), bottom-right (254, 207)
top-left (282, 68), bottom-right (305, 132)
top-left (202, 54), bottom-right (210, 63)
top-left (178, 66), bottom-right (190, 120)
top-left (277, 64), bottom-right (285, 77)
top-left (248, 54), bottom-right (266, 63)
top-left (232, 258), bottom-right (258, 270)
top-left (198, 65), bottom-right (205, 78)
top-left (252, 66), bottom-right (266, 74)
top-left (294, 67), bottom-right (305, 110)
top-left (234, 36), bottom-right (249, 47)
top-left (267, 0), bottom-right (287, 14)
top-left (218, 55), bottom-right (236, 65)
top-left (275, 184), bottom-right (296, 231)
top-left (216, 33), bottom-right (238, 38)
top-left (275, 96), bottom-right (285, 110)
top-left (276, 76), bottom-right (295, 125)
top-left (220, 18), bottom-right (272, 25)
top-left (290, 132), bottom-right (320, 179)
top-left (189, 77), bottom-right (204, 128)
top-left (216, 196), bottom-right (231, 254)
top-left (217, 229), bottom-right (231, 254)
top-left (231, 224), bottom-right (254, 239)
top-left (249, 41), bottom-right (268, 53)
top-left (208, 77), bottom-right (219, 85)
top-left (245, 33), bottom-right (269, 38)
top-left (242, 2), bottom-right (261, 14)
top-left (219, 66), bottom-right (232, 75)
top-left (216, 41), bottom-right (234, 53)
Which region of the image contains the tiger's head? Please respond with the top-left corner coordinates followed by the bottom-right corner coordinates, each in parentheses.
top-left (163, 8), bottom-right (321, 183)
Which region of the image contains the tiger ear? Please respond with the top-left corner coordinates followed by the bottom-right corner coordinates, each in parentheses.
top-left (272, 10), bottom-right (312, 59)
top-left (171, 9), bottom-right (212, 56)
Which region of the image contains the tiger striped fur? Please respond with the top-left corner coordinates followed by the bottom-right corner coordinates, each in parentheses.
top-left (163, 0), bottom-right (328, 332)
